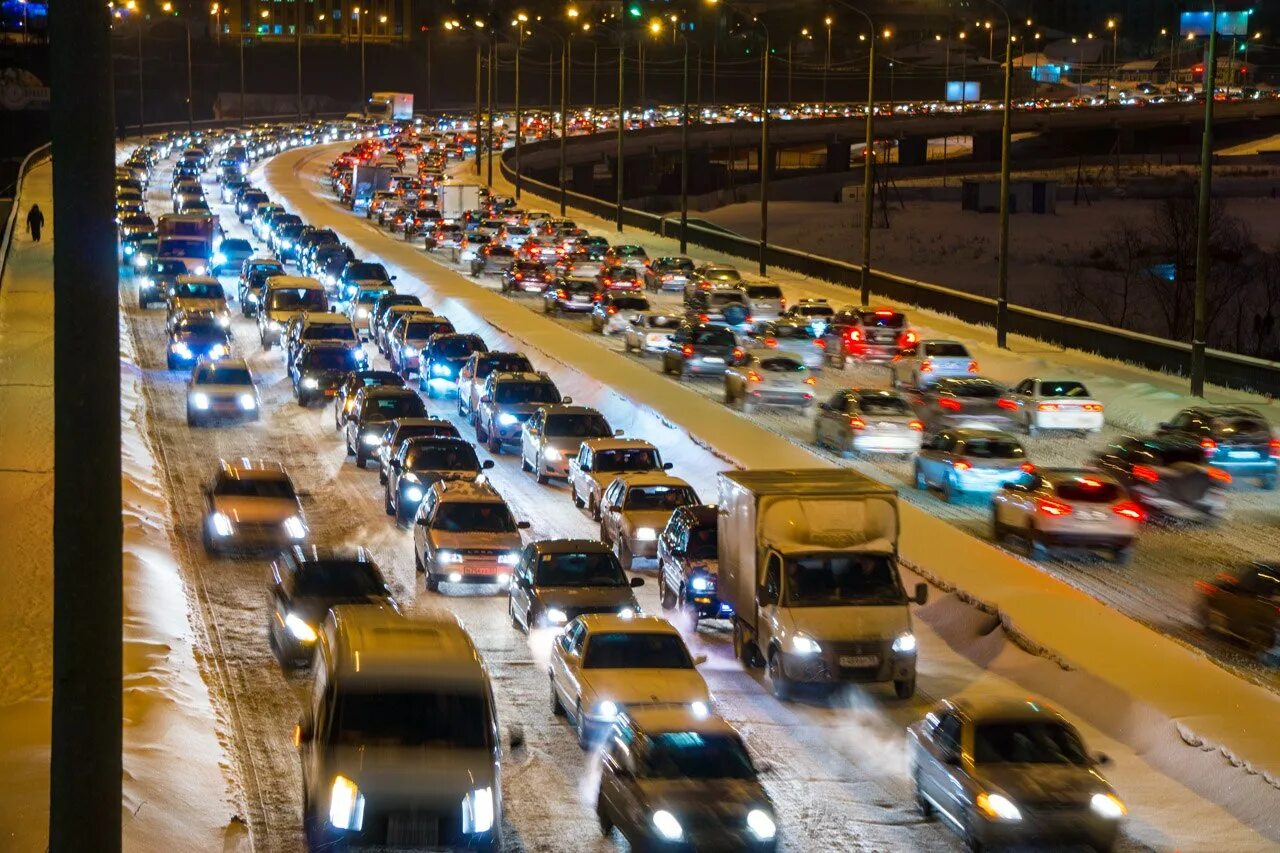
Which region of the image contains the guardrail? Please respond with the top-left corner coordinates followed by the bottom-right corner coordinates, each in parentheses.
top-left (0, 142), bottom-right (52, 291)
top-left (501, 145), bottom-right (1280, 397)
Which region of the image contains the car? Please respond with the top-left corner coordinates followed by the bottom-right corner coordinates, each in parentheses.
top-left (186, 357), bottom-right (259, 426)
top-left (507, 539), bottom-right (644, 632)
top-left (595, 263), bottom-right (643, 293)
top-left (474, 370), bottom-right (564, 453)
top-left (621, 312), bottom-right (683, 358)
top-left (590, 293), bottom-right (651, 335)
top-left (285, 312), bottom-right (364, 370)
top-left (520, 237), bottom-right (562, 266)
top-left (568, 438), bottom-right (670, 519)
top-left (370, 293), bottom-right (423, 344)
top-left (291, 343), bottom-right (364, 406)
top-left (689, 262), bottom-right (742, 298)
top-left (1155, 406), bottom-right (1278, 488)
top-left (1195, 562), bottom-right (1280, 653)
top-left (419, 333), bottom-right (488, 397)
top-left (723, 350), bottom-right (816, 412)
top-left (167, 275), bottom-right (231, 329)
top-left (752, 318), bottom-right (827, 370)
top-left (344, 282), bottom-right (395, 328)
top-left (781, 297), bottom-right (835, 328)
top-left (375, 304), bottom-right (433, 355)
top-left (813, 388), bottom-right (924, 457)
top-left (238, 256), bottom-right (284, 302)
top-left (211, 238), bottom-right (255, 276)
top-left (991, 468), bottom-right (1143, 563)
top-left (1004, 378), bottom-right (1106, 436)
top-left (470, 244), bottom-right (518, 277)
top-left (603, 244), bottom-right (649, 270)
top-left (266, 545), bottom-right (395, 667)
top-left (891, 340), bottom-right (978, 389)
top-left (411, 479), bottom-right (529, 592)
top-left (385, 436), bottom-right (493, 525)
top-left (166, 313), bottom-right (231, 370)
top-left (912, 377), bottom-right (1018, 433)
top-left (556, 245), bottom-right (606, 279)
top-left (258, 275), bottom-right (328, 349)
top-left (656, 504), bottom-right (733, 620)
top-left (272, 222), bottom-right (307, 261)
top-left (200, 459), bottom-right (308, 554)
top-left (298, 608), bottom-right (504, 850)
top-left (549, 614), bottom-right (710, 748)
top-left (374, 417), bottom-right (462, 484)
top-left (914, 429), bottom-right (1033, 502)
top-left (139, 259), bottom-right (188, 309)
top-left (596, 707), bottom-right (778, 851)
top-left (387, 313), bottom-right (456, 377)
top-left (456, 352), bottom-right (536, 423)
top-left (740, 282), bottom-right (786, 322)
top-left (333, 369), bottom-right (405, 429)
top-left (497, 223), bottom-right (534, 249)
top-left (598, 474), bottom-right (701, 570)
top-left (337, 260), bottom-right (394, 302)
top-left (311, 245), bottom-right (356, 290)
top-left (661, 322), bottom-right (746, 379)
top-left (500, 260), bottom-right (554, 295)
top-left (344, 386), bottom-right (429, 468)
top-left (520, 404), bottom-right (619, 484)
top-left (824, 307), bottom-right (917, 366)
top-left (1090, 435), bottom-right (1230, 523)
top-left (542, 275), bottom-right (599, 314)
top-left (642, 256), bottom-right (695, 292)
top-left (907, 698), bottom-right (1126, 852)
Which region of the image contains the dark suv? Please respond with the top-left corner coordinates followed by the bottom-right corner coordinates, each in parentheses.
top-left (660, 322), bottom-right (746, 379)
top-left (419, 333), bottom-right (489, 397)
top-left (474, 371), bottom-right (564, 453)
top-left (1156, 406), bottom-right (1277, 489)
top-left (657, 505), bottom-right (731, 621)
top-left (343, 386), bottom-right (428, 468)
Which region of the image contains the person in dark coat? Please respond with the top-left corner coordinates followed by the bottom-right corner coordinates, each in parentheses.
top-left (26, 203), bottom-right (44, 242)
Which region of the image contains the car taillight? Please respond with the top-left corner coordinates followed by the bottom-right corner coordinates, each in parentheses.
top-left (874, 309), bottom-right (894, 317)
top-left (747, 370), bottom-right (763, 383)
top-left (1271, 439), bottom-right (1280, 458)
top-left (1036, 497), bottom-right (1073, 517)
top-left (848, 416), bottom-right (866, 430)
top-left (1206, 467), bottom-right (1232, 484)
top-left (908, 420), bottom-right (925, 431)
top-left (698, 313), bottom-right (710, 322)
top-left (1112, 501), bottom-right (1146, 521)
top-left (763, 337), bottom-right (778, 348)
top-left (937, 398), bottom-right (962, 412)
top-left (900, 330), bottom-right (919, 346)
top-left (556, 289), bottom-right (567, 299)
top-left (814, 338), bottom-right (827, 349)
top-left (803, 376), bottom-right (817, 386)
top-left (1131, 464), bottom-right (1160, 483)
top-left (952, 459), bottom-right (972, 471)
top-left (607, 306), bottom-right (618, 315)
top-left (996, 398), bottom-right (1018, 411)
top-left (967, 360), bottom-right (979, 373)
top-left (682, 344), bottom-right (694, 358)
top-left (1083, 403), bottom-right (1104, 412)
top-left (919, 359), bottom-right (933, 372)
top-left (1020, 462), bottom-right (1035, 473)
top-left (1038, 402), bottom-right (1060, 412)
top-left (847, 328), bottom-right (863, 342)
top-left (1200, 438), bottom-right (1217, 451)
top-left (732, 347), bottom-right (745, 361)
top-left (779, 298), bottom-right (787, 310)
top-left (1193, 579), bottom-right (1218, 596)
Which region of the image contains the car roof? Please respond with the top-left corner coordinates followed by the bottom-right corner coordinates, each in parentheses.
top-left (363, 385), bottom-right (419, 399)
top-left (286, 544), bottom-right (373, 565)
top-left (216, 458), bottom-right (289, 479)
top-left (390, 417), bottom-right (452, 430)
top-left (303, 313), bottom-right (354, 325)
top-left (612, 472), bottom-right (692, 489)
top-left (325, 606), bottom-right (484, 684)
top-left (578, 614), bottom-right (679, 635)
top-left (538, 404), bottom-right (602, 416)
top-left (492, 371), bottom-right (549, 383)
top-left (531, 538), bottom-right (612, 555)
top-left (266, 275), bottom-right (323, 288)
top-left (580, 438), bottom-right (655, 452)
top-left (175, 274), bottom-right (220, 285)
top-left (197, 356), bottom-right (250, 371)
top-left (949, 697), bottom-right (1073, 726)
top-left (430, 479), bottom-right (504, 503)
top-left (624, 706), bottom-right (737, 738)
top-left (674, 504), bottom-right (718, 526)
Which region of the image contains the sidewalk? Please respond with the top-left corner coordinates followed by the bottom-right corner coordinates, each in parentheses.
top-left (0, 158), bottom-right (240, 851)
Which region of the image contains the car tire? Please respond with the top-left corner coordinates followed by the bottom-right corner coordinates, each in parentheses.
top-left (535, 457), bottom-right (549, 485)
top-left (550, 677), bottom-right (565, 717)
top-left (425, 573), bottom-right (440, 593)
top-left (476, 420), bottom-right (489, 442)
top-left (1263, 474), bottom-right (1278, 491)
top-left (572, 489), bottom-right (584, 509)
top-left (914, 769), bottom-right (934, 819)
top-left (186, 410), bottom-right (199, 428)
top-left (589, 496), bottom-right (600, 521)
top-left (596, 797), bottom-right (614, 838)
top-left (384, 488), bottom-right (395, 516)
top-left (355, 448), bottom-right (368, 468)
top-left (395, 502), bottom-right (410, 527)
top-left (941, 474), bottom-right (957, 504)
top-left (913, 461), bottom-right (928, 491)
top-left (894, 673), bottom-right (916, 700)
top-left (575, 702), bottom-right (592, 750)
top-left (297, 392), bottom-right (310, 407)
top-left (659, 575), bottom-right (677, 610)
top-left (1028, 526), bottom-right (1050, 561)
top-left (1026, 418), bottom-right (1039, 437)
top-left (733, 618), bottom-right (762, 668)
top-left (1111, 545), bottom-right (1134, 566)
top-left (990, 508), bottom-right (1005, 543)
top-left (767, 649), bottom-right (794, 702)
top-left (487, 430), bottom-right (501, 454)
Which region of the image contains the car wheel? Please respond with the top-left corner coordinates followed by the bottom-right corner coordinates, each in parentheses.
top-left (297, 392), bottom-right (310, 407)
top-left (476, 419), bottom-right (489, 441)
top-left (894, 673), bottom-right (916, 699)
top-left (414, 547), bottom-right (424, 574)
top-left (589, 496), bottom-right (601, 521)
top-left (963, 811), bottom-right (984, 852)
top-left (767, 649), bottom-right (794, 702)
top-left (535, 456), bottom-right (549, 485)
top-left (487, 430), bottom-right (501, 454)
top-left (575, 702), bottom-right (592, 749)
top-left (549, 676), bottom-right (565, 716)
top-left (596, 796), bottom-right (614, 838)
top-left (914, 769), bottom-right (934, 819)
top-left (354, 448), bottom-right (368, 468)
top-left (1026, 417), bottom-right (1039, 437)
top-left (1028, 525), bottom-right (1050, 560)
top-left (913, 461), bottom-right (928, 491)
top-left (377, 464), bottom-right (387, 485)
top-left (1263, 474), bottom-right (1278, 491)
top-left (186, 410), bottom-right (199, 428)
top-left (1111, 545), bottom-right (1134, 566)
top-left (941, 474), bottom-right (957, 503)
top-left (425, 573), bottom-right (440, 593)
top-left (383, 488), bottom-right (395, 516)
top-left (659, 574), bottom-right (677, 610)
top-left (520, 453), bottom-right (532, 472)
top-left (572, 488), bottom-right (584, 509)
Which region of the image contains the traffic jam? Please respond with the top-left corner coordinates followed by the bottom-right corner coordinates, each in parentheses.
top-left (116, 118), bottom-right (1279, 852)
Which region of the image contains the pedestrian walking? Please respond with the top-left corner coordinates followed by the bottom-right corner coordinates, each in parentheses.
top-left (26, 203), bottom-right (44, 243)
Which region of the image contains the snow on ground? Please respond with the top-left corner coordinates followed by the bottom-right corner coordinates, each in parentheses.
top-left (258, 143), bottom-right (1280, 846)
top-left (0, 158), bottom-right (240, 850)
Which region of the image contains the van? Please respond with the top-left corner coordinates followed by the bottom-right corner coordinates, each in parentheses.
top-left (259, 275), bottom-right (328, 349)
top-left (297, 606), bottom-right (503, 851)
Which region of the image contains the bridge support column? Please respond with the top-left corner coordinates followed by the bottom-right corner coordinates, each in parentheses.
top-left (898, 135), bottom-right (928, 167)
top-left (825, 141), bottom-right (852, 172)
top-left (571, 162), bottom-right (595, 194)
top-left (972, 131), bottom-right (1001, 163)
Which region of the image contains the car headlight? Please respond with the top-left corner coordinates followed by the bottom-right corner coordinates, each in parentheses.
top-left (302, 377), bottom-right (319, 389)
top-left (247, 292), bottom-right (260, 304)
top-left (545, 607), bottom-right (568, 625)
top-left (280, 239), bottom-right (293, 249)
top-left (891, 632), bottom-right (917, 654)
top-left (192, 392), bottom-right (210, 410)
top-left (212, 252), bottom-right (227, 267)
top-left (635, 527), bottom-right (656, 541)
top-left (498, 552), bottom-right (519, 566)
top-left (361, 433), bottom-right (382, 446)
top-left (461, 786), bottom-right (494, 835)
top-left (285, 613), bottom-right (317, 643)
top-left (329, 775), bottom-right (365, 831)
top-left (402, 344), bottom-right (419, 357)
top-left (1090, 793), bottom-right (1127, 819)
top-left (790, 634), bottom-right (821, 655)
top-left (438, 550), bottom-right (465, 564)
top-left (617, 607), bottom-right (635, 620)
top-left (191, 265), bottom-right (207, 275)
top-left (497, 413), bottom-right (519, 426)
top-left (132, 254), bottom-right (148, 268)
top-left (690, 575), bottom-right (712, 593)
top-left (689, 700), bottom-right (708, 719)
top-left (283, 515), bottom-right (307, 540)
top-left (238, 393), bottom-right (256, 410)
top-left (209, 344), bottom-right (227, 359)
top-left (217, 314), bottom-right (231, 328)
top-left (976, 792), bottom-right (1022, 822)
top-left (356, 307), bottom-right (369, 319)
top-left (746, 809), bottom-right (777, 841)
top-left (651, 810), bottom-right (683, 842)
top-left (171, 342), bottom-right (192, 358)
top-left (596, 700), bottom-right (619, 720)
top-left (431, 362), bottom-right (452, 377)
top-left (404, 485), bottom-right (424, 503)
top-left (210, 512), bottom-right (233, 537)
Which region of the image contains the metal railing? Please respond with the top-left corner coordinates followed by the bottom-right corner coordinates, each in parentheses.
top-left (0, 142), bottom-right (52, 290)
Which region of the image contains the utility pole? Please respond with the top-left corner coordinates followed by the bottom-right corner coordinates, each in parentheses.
top-left (515, 19), bottom-right (524, 199)
top-left (185, 18), bottom-right (193, 132)
top-left (425, 28), bottom-right (432, 112)
top-left (486, 33), bottom-right (495, 187)
top-left (559, 37), bottom-right (568, 215)
top-left (238, 19), bottom-right (245, 122)
top-left (616, 39), bottom-right (625, 231)
top-left (680, 34), bottom-right (690, 253)
top-left (49, 0), bottom-right (122, 848)
top-left (759, 26), bottom-right (771, 274)
top-left (993, 1), bottom-right (1013, 349)
top-left (1191, 6), bottom-right (1219, 396)
top-left (861, 22), bottom-right (876, 305)
top-left (136, 21), bottom-right (145, 134)
top-left (474, 38), bottom-right (482, 176)
top-left (296, 0), bottom-right (303, 117)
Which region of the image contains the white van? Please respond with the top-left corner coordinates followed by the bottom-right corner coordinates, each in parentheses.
top-left (296, 606), bottom-right (503, 851)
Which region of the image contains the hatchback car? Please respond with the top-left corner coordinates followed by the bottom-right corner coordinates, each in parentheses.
top-left (167, 314), bottom-right (231, 370)
top-left (599, 474), bottom-right (701, 570)
top-left (201, 459), bottom-right (308, 554)
top-left (916, 377), bottom-right (1020, 433)
top-left (387, 314), bottom-right (456, 377)
top-left (474, 371), bottom-right (564, 453)
top-left (991, 468), bottom-right (1143, 563)
top-left (813, 388), bottom-right (924, 457)
top-left (914, 429), bottom-right (1033, 502)
top-left (501, 259), bottom-right (555, 295)
top-left (622, 312), bottom-right (683, 358)
top-left (642, 256), bottom-right (695, 292)
top-left (753, 318), bottom-right (827, 370)
top-left (374, 417), bottom-right (461, 483)
top-left (686, 288), bottom-right (752, 327)
top-left (724, 351), bottom-right (816, 412)
top-left (825, 307), bottom-right (916, 366)
top-left (543, 275), bottom-right (599, 314)
top-left (456, 352), bottom-right (536, 424)
top-left (186, 358), bottom-right (259, 426)
top-left (508, 539), bottom-right (644, 632)
top-left (291, 343), bottom-right (364, 406)
top-left (661, 322), bottom-right (746, 379)
top-left (1156, 406), bottom-right (1278, 489)
top-left (332, 369), bottom-right (404, 429)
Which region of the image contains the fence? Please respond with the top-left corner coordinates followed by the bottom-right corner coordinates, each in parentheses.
top-left (502, 143), bottom-right (1280, 397)
top-left (0, 142), bottom-right (52, 290)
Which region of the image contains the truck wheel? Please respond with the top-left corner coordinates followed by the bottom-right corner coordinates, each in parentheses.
top-left (659, 575), bottom-right (677, 610)
top-left (767, 650), bottom-right (794, 702)
top-left (894, 674), bottom-right (916, 700)
top-left (733, 618), bottom-right (762, 668)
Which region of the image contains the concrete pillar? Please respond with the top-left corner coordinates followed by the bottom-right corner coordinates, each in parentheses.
top-left (898, 135), bottom-right (928, 167)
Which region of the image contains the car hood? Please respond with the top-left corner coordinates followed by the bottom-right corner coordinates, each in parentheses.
top-left (211, 496), bottom-right (299, 523)
top-left (266, 308), bottom-right (306, 323)
top-left (637, 778), bottom-right (770, 818)
top-left (327, 745), bottom-right (495, 804)
top-left (583, 668), bottom-right (709, 707)
top-left (191, 383), bottom-right (254, 397)
top-left (543, 436), bottom-right (591, 454)
top-left (533, 585), bottom-right (637, 611)
top-left (292, 593), bottom-right (391, 626)
top-left (976, 764), bottom-right (1109, 806)
top-left (681, 557), bottom-right (720, 577)
top-left (621, 509), bottom-right (675, 533)
top-left (429, 531), bottom-right (522, 552)
top-left (779, 604), bottom-right (909, 643)
top-left (174, 297), bottom-right (226, 313)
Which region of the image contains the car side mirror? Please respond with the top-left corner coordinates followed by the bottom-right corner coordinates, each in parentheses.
top-left (692, 654), bottom-right (708, 667)
top-left (561, 396), bottom-right (573, 405)
top-left (914, 583), bottom-right (929, 605)
top-left (389, 458), bottom-right (401, 470)
top-left (630, 577), bottom-right (645, 588)
top-left (1093, 751), bottom-right (1112, 766)
top-left (517, 521), bottom-right (531, 530)
top-left (662, 462), bottom-right (673, 470)
top-left (390, 275), bottom-right (398, 281)
top-left (614, 429), bottom-right (625, 437)
top-left (482, 459), bottom-right (495, 470)
top-left (415, 516), bottom-right (429, 527)
top-left (756, 586), bottom-right (775, 607)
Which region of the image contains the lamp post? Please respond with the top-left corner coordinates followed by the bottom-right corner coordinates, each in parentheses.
top-left (1191, 3), bottom-right (1221, 396)
top-left (830, 1), bottom-right (878, 305)
top-left (514, 12), bottom-right (527, 200)
top-left (295, 0), bottom-right (303, 117)
top-left (487, 29), bottom-right (495, 187)
top-left (1105, 18), bottom-right (1119, 103)
top-left (185, 15), bottom-right (193, 132)
top-left (357, 7), bottom-right (366, 107)
top-left (136, 16), bottom-right (145, 133)
top-left (238, 13), bottom-right (245, 122)
top-left (822, 16), bottom-right (832, 115)
top-left (987, 0), bottom-right (1014, 349)
top-left (652, 18), bottom-right (692, 253)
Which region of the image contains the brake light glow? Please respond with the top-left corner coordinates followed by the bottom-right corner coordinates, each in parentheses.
top-left (900, 330), bottom-right (919, 346)
top-left (607, 306), bottom-right (617, 315)
top-left (763, 337), bottom-right (778, 348)
top-left (732, 347), bottom-right (745, 360)
top-left (747, 371), bottom-right (763, 383)
top-left (846, 328), bottom-right (862, 341)
top-left (1200, 438), bottom-right (1217, 451)
top-left (967, 360), bottom-right (979, 373)
top-left (908, 420), bottom-right (925, 431)
top-left (803, 377), bottom-right (817, 386)
top-left (848, 416), bottom-right (866, 430)
top-left (814, 338), bottom-right (827, 349)
top-left (682, 344), bottom-right (694, 358)
top-left (1038, 402), bottom-right (1060, 412)
top-left (952, 460), bottom-right (972, 471)
top-left (1131, 465), bottom-right (1160, 483)
top-left (1206, 467), bottom-right (1232, 484)
top-left (874, 309), bottom-right (894, 317)
top-left (1036, 498), bottom-right (1073, 517)
top-left (1020, 462), bottom-right (1036, 473)
top-left (937, 398), bottom-right (962, 412)
top-left (1112, 501), bottom-right (1146, 521)
top-left (1083, 403), bottom-right (1104, 412)
top-left (698, 313), bottom-right (710, 322)
top-left (1271, 439), bottom-right (1280, 458)
top-left (996, 398), bottom-right (1018, 411)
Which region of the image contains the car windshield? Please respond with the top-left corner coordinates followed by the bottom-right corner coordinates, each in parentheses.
top-left (943, 380), bottom-right (1002, 400)
top-left (704, 268), bottom-right (740, 281)
top-left (758, 357), bottom-right (805, 373)
top-left (269, 288), bottom-right (326, 310)
top-left (657, 258), bottom-right (694, 271)
top-left (345, 262), bottom-right (389, 280)
top-left (153, 261), bottom-right (187, 275)
top-left (692, 329), bottom-right (735, 347)
top-left (330, 690), bottom-right (490, 750)
top-left (176, 324), bottom-right (225, 339)
top-left (477, 355), bottom-right (533, 378)
top-left (406, 444), bottom-right (479, 472)
top-left (506, 226), bottom-right (531, 235)
top-left (495, 381), bottom-right (559, 405)
top-left (214, 477), bottom-right (295, 499)
top-left (1055, 479), bottom-right (1122, 502)
top-left (745, 285), bottom-right (782, 299)
top-left (926, 342), bottom-right (969, 357)
top-left (1213, 416), bottom-right (1270, 437)
top-left (196, 367), bottom-right (252, 385)
top-left (405, 321), bottom-right (453, 339)
top-left (1149, 444), bottom-right (1206, 466)
top-left (624, 485), bottom-right (697, 511)
top-left (535, 551), bottom-right (628, 587)
top-left (1038, 381), bottom-right (1089, 398)
top-left (593, 449), bottom-right (659, 473)
top-left (858, 396), bottom-right (910, 416)
top-left (783, 554), bottom-right (904, 607)
top-left (435, 337), bottom-right (485, 358)
top-left (610, 297), bottom-right (649, 311)
top-left (609, 268), bottom-right (639, 280)
top-left (641, 733), bottom-right (756, 781)
top-left (355, 288), bottom-right (392, 304)
top-left (304, 324), bottom-right (356, 341)
top-left (160, 242), bottom-right (209, 259)
top-left (431, 501), bottom-right (516, 533)
top-left (582, 632), bottom-right (692, 669)
top-left (685, 525), bottom-right (718, 559)
top-left (961, 437), bottom-right (1024, 459)
top-left (859, 311), bottom-right (905, 328)
top-left (972, 722), bottom-right (1089, 766)
top-left (363, 395), bottom-right (426, 420)
top-left (221, 239), bottom-right (250, 252)
top-left (545, 413), bottom-right (612, 438)
top-left (294, 561), bottom-right (385, 597)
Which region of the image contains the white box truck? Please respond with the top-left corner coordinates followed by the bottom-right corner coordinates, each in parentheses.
top-left (718, 469), bottom-right (927, 700)
top-left (368, 91), bottom-right (414, 122)
top-left (437, 184), bottom-right (483, 225)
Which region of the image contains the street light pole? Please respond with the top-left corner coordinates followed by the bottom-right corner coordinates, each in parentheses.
top-left (136, 21), bottom-right (144, 134)
top-left (474, 38), bottom-right (483, 176)
top-left (560, 36), bottom-right (569, 215)
top-left (678, 33), bottom-right (690, 253)
top-left (296, 0), bottom-right (303, 117)
top-left (487, 33), bottom-right (495, 187)
top-left (989, 0), bottom-right (1014, 348)
top-left (1191, 6), bottom-right (1219, 396)
top-left (238, 18), bottom-right (245, 122)
top-left (822, 18), bottom-right (831, 115)
top-left (833, 1), bottom-right (877, 305)
top-left (185, 17), bottom-right (193, 132)
top-left (358, 8), bottom-right (366, 108)
top-left (617, 38), bottom-right (625, 231)
top-left (515, 16), bottom-right (525, 200)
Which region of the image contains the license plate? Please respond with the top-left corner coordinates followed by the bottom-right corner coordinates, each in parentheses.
top-left (840, 654), bottom-right (879, 668)
top-left (387, 815), bottom-right (438, 846)
top-left (1228, 450), bottom-right (1259, 460)
top-left (323, 389), bottom-right (336, 396)
top-left (572, 295), bottom-right (589, 302)
top-left (703, 356), bottom-right (724, 364)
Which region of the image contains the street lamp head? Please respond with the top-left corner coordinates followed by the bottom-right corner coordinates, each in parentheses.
top-left (983, 21), bottom-right (991, 30)
top-left (824, 16), bottom-right (832, 26)
top-left (379, 14), bottom-right (387, 24)
top-left (1160, 27), bottom-right (1167, 35)
top-left (517, 12), bottom-right (528, 23)
top-left (935, 34), bottom-right (942, 41)
top-left (648, 18), bottom-right (662, 35)
top-left (801, 27), bottom-right (809, 36)
top-left (567, 6), bottom-right (579, 19)
top-left (882, 28), bottom-right (892, 39)
top-left (959, 31), bottom-right (966, 39)
top-left (210, 3), bottom-right (218, 14)
top-left (260, 8), bottom-right (268, 18)
top-left (162, 1), bottom-right (172, 11)
top-left (1106, 19), bottom-right (1116, 29)
top-left (475, 19), bottom-right (486, 29)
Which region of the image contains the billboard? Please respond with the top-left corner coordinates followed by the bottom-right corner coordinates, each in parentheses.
top-left (945, 81), bottom-right (981, 103)
top-left (1180, 10), bottom-right (1251, 37)
top-left (1030, 64), bottom-right (1063, 84)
